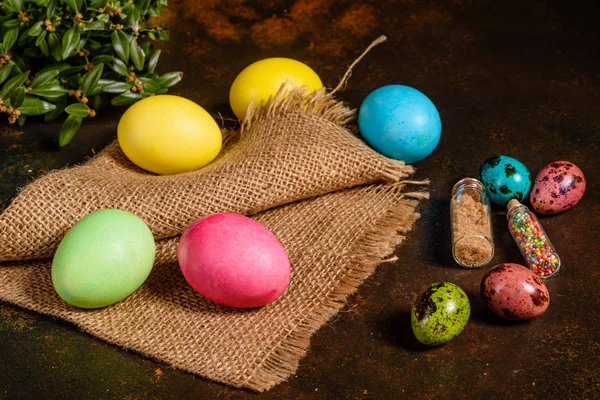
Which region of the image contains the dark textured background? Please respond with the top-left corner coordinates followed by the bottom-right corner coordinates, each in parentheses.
top-left (1, 1), bottom-right (599, 398)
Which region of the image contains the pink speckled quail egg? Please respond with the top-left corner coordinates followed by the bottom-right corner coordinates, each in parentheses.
top-left (530, 161), bottom-right (586, 214)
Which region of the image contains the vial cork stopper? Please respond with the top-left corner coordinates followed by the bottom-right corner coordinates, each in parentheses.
top-left (507, 198), bottom-right (521, 210)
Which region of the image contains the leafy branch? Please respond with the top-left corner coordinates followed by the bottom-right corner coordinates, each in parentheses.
top-left (0, 0), bottom-right (182, 145)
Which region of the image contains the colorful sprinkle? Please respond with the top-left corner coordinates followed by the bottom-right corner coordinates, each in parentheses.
top-left (509, 207), bottom-right (560, 277)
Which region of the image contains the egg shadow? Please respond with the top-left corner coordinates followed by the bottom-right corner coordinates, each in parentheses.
top-left (376, 308), bottom-right (432, 352)
top-left (462, 287), bottom-right (529, 326)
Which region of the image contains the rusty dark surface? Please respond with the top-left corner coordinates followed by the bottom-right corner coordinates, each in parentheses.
top-left (1, 0), bottom-right (600, 398)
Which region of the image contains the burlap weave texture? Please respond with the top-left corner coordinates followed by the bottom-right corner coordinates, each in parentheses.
top-left (0, 86), bottom-right (428, 391)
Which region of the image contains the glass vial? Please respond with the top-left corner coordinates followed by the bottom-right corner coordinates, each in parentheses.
top-left (451, 178), bottom-right (494, 268)
top-left (507, 199), bottom-right (561, 278)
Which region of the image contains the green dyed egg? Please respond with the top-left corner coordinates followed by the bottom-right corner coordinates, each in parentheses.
top-left (52, 209), bottom-right (155, 308)
top-left (411, 282), bottom-right (470, 346)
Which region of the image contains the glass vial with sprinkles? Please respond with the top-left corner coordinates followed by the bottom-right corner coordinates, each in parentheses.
top-left (451, 178), bottom-right (494, 268)
top-left (507, 199), bottom-right (561, 278)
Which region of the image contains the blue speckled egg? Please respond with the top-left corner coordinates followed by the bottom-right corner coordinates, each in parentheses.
top-left (479, 155), bottom-right (532, 206)
top-left (358, 85), bottom-right (442, 164)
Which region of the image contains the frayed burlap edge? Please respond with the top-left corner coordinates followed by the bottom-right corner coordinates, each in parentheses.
top-left (244, 183), bottom-right (429, 392)
top-left (242, 86), bottom-right (356, 132)
top-left (239, 35), bottom-right (411, 184)
top-left (241, 35), bottom-right (388, 134)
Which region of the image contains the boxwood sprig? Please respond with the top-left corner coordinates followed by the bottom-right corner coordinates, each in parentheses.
top-left (0, 0), bottom-right (182, 146)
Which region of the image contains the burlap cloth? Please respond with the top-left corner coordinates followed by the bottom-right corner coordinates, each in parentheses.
top-left (0, 50), bottom-right (429, 391)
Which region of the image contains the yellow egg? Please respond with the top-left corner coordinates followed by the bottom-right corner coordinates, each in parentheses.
top-left (118, 95), bottom-right (222, 175)
top-left (229, 57), bottom-right (323, 120)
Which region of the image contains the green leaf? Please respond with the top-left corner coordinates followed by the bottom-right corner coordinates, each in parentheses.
top-left (39, 38), bottom-right (50, 57)
top-left (140, 41), bottom-right (151, 55)
top-left (10, 87), bottom-right (25, 109)
top-left (58, 66), bottom-right (84, 77)
top-left (29, 83), bottom-right (68, 97)
top-left (157, 31), bottom-right (169, 41)
top-left (44, 95), bottom-right (66, 121)
top-left (35, 30), bottom-right (47, 46)
top-left (2, 4), bottom-right (17, 13)
top-left (62, 25), bottom-right (81, 60)
top-left (48, 32), bottom-right (62, 61)
top-left (158, 71), bottom-right (183, 88)
top-left (65, 103), bottom-right (89, 117)
top-left (40, 62), bottom-right (70, 74)
top-left (9, 60), bottom-right (22, 74)
top-left (28, 21), bottom-right (45, 37)
top-left (40, 94), bottom-right (68, 102)
top-left (59, 115), bottom-right (83, 146)
top-left (97, 43), bottom-right (115, 55)
top-left (3, 19), bottom-right (20, 29)
top-left (47, 0), bottom-right (58, 18)
top-left (138, 0), bottom-right (151, 13)
top-left (111, 91), bottom-right (142, 107)
top-left (17, 114), bottom-right (26, 126)
top-left (31, 70), bottom-right (59, 87)
top-left (139, 78), bottom-right (160, 94)
top-left (64, 0), bottom-right (79, 12)
top-left (0, 71), bottom-right (29, 99)
top-left (18, 96), bottom-right (57, 116)
top-left (12, 56), bottom-right (27, 73)
top-left (79, 63), bottom-right (104, 96)
top-left (125, 5), bottom-right (141, 26)
top-left (147, 32), bottom-right (156, 40)
top-left (92, 54), bottom-right (114, 64)
top-left (130, 38), bottom-right (145, 71)
top-left (34, 0), bottom-right (48, 6)
top-left (98, 79), bottom-right (118, 85)
top-left (76, 37), bottom-right (87, 52)
top-left (111, 58), bottom-right (129, 76)
top-left (111, 30), bottom-right (130, 63)
top-left (97, 13), bottom-right (110, 23)
top-left (148, 6), bottom-right (161, 17)
top-left (6, 0), bottom-right (24, 11)
top-left (88, 83), bottom-right (106, 96)
top-left (102, 81), bottom-right (130, 93)
top-left (0, 63), bottom-right (14, 85)
top-left (3, 27), bottom-right (19, 52)
top-left (83, 20), bottom-right (105, 31)
top-left (89, 0), bottom-right (105, 8)
top-left (156, 88), bottom-right (168, 95)
top-left (85, 39), bottom-right (102, 50)
top-left (146, 49), bottom-right (160, 73)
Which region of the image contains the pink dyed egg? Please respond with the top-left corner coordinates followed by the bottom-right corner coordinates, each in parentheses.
top-left (530, 161), bottom-right (586, 214)
top-left (480, 263), bottom-right (550, 321)
top-left (178, 213), bottom-right (291, 308)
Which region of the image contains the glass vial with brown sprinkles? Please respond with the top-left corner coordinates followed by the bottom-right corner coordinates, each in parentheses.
top-left (451, 178), bottom-right (495, 268)
top-left (507, 199), bottom-right (561, 278)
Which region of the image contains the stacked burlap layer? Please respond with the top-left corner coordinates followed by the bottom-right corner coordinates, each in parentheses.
top-left (0, 88), bottom-right (428, 391)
